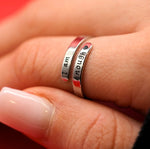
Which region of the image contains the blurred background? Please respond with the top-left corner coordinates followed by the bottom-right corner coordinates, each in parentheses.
top-left (0, 0), bottom-right (29, 19)
top-left (0, 1), bottom-right (45, 148)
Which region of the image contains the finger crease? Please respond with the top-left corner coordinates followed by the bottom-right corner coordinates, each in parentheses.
top-left (82, 113), bottom-right (102, 149)
top-left (111, 111), bottom-right (118, 149)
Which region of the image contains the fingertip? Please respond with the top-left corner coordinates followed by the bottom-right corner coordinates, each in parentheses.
top-left (0, 87), bottom-right (54, 139)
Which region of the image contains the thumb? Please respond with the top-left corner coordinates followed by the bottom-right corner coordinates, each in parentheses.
top-left (0, 87), bottom-right (141, 149)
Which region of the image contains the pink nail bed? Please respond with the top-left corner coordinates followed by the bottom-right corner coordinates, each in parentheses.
top-left (0, 87), bottom-right (54, 138)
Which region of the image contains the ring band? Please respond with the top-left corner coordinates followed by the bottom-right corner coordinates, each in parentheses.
top-left (72, 42), bottom-right (93, 97)
top-left (61, 36), bottom-right (87, 81)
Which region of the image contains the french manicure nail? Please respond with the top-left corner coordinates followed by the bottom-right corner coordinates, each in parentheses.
top-left (0, 87), bottom-right (54, 138)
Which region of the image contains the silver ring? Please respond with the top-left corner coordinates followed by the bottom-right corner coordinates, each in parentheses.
top-left (61, 37), bottom-right (87, 81)
top-left (72, 42), bottom-right (93, 97)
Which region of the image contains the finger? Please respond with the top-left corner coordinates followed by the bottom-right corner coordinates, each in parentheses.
top-left (0, 0), bottom-right (149, 55)
top-left (0, 87), bottom-right (141, 149)
top-left (0, 31), bottom-right (149, 112)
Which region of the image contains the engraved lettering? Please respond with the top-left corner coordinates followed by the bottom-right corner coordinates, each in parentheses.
top-left (75, 70), bottom-right (80, 76)
top-left (79, 55), bottom-right (84, 60)
top-left (64, 63), bottom-right (68, 67)
top-left (64, 57), bottom-right (70, 67)
top-left (83, 45), bottom-right (88, 50)
top-left (65, 57), bottom-right (70, 62)
top-left (74, 77), bottom-right (79, 80)
top-left (76, 65), bottom-right (80, 69)
top-left (62, 71), bottom-right (68, 75)
top-left (77, 60), bottom-right (82, 65)
top-left (80, 52), bottom-right (86, 56)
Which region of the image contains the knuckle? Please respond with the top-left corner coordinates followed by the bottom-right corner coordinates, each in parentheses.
top-left (13, 38), bottom-right (45, 85)
top-left (67, 112), bottom-right (117, 149)
top-left (23, 9), bottom-right (40, 34)
top-left (20, 1), bottom-right (50, 35)
top-left (125, 33), bottom-right (150, 107)
top-left (134, 32), bottom-right (150, 69)
top-left (81, 114), bottom-right (104, 149)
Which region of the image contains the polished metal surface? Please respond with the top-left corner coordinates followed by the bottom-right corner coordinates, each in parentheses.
top-left (61, 37), bottom-right (86, 81)
top-left (72, 42), bottom-right (93, 97)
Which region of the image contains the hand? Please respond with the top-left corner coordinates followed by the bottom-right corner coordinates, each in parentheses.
top-left (0, 87), bottom-right (141, 149)
top-left (0, 0), bottom-right (150, 55)
top-left (0, 0), bottom-right (150, 148)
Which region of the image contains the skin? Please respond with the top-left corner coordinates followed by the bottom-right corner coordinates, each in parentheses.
top-left (0, 0), bottom-right (150, 148)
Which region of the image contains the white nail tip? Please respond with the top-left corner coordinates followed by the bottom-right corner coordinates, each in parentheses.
top-left (0, 87), bottom-right (54, 138)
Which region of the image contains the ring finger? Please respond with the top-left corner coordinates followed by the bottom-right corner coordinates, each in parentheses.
top-left (0, 32), bottom-right (150, 112)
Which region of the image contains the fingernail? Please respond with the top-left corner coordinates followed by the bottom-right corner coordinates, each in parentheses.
top-left (0, 87), bottom-right (54, 138)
